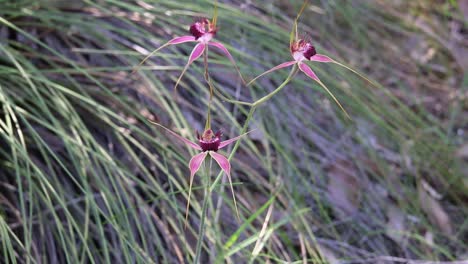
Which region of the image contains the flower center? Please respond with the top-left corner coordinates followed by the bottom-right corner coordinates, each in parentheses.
top-left (197, 129), bottom-right (222, 152)
top-left (189, 18), bottom-right (217, 42)
top-left (291, 39), bottom-right (316, 61)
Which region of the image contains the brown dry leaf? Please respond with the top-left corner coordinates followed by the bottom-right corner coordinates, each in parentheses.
top-left (326, 160), bottom-right (362, 219)
top-left (385, 204), bottom-right (407, 245)
top-left (418, 179), bottom-right (453, 235)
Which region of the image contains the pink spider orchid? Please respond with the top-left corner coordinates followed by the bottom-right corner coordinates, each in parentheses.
top-left (149, 121), bottom-right (247, 227)
top-left (247, 0), bottom-right (351, 118)
top-left (247, 37), bottom-right (349, 118)
top-left (135, 16), bottom-right (244, 90)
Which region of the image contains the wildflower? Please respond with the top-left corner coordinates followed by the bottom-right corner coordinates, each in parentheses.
top-left (135, 17), bottom-right (243, 90)
top-left (150, 121), bottom-right (247, 226)
top-left (247, 37), bottom-right (349, 117)
top-left (246, 0), bottom-right (350, 117)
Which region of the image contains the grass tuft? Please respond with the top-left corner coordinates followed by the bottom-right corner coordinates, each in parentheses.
top-left (0, 0), bottom-right (466, 263)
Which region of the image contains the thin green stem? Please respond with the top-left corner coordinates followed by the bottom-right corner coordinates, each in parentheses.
top-left (214, 88), bottom-right (253, 106)
top-left (213, 63), bottom-right (297, 107)
top-left (204, 44), bottom-right (212, 101)
top-left (209, 66), bottom-right (297, 191)
top-left (252, 65), bottom-right (297, 107)
top-left (210, 107), bottom-right (254, 191)
top-left (194, 157), bottom-right (212, 264)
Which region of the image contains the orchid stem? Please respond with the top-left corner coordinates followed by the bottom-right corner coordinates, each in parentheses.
top-left (209, 66), bottom-right (297, 191)
top-left (252, 65), bottom-right (297, 107)
top-left (194, 157), bottom-right (212, 264)
top-left (214, 65), bottom-right (297, 107)
top-left (214, 88), bottom-right (253, 106)
top-left (210, 106), bottom-right (254, 191)
top-left (205, 101), bottom-right (212, 131)
top-left (204, 46), bottom-right (213, 130)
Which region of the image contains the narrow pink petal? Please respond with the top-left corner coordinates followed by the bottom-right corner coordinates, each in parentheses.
top-left (269, 61), bottom-right (297, 70)
top-left (208, 41), bottom-right (246, 83)
top-left (168, 35), bottom-right (196, 44)
top-left (209, 151), bottom-right (240, 219)
top-left (186, 152), bottom-right (208, 228)
top-left (174, 43), bottom-right (206, 91)
top-left (218, 130), bottom-right (254, 149)
top-left (310, 54), bottom-right (334, 63)
top-left (148, 120), bottom-right (201, 150)
top-left (189, 42), bottom-right (206, 64)
top-left (298, 63), bottom-right (350, 118)
top-left (299, 62), bottom-right (319, 82)
top-left (189, 152), bottom-right (208, 179)
top-left (209, 152), bottom-right (230, 176)
top-left (208, 41), bottom-right (235, 62)
top-left (247, 61), bottom-right (296, 85)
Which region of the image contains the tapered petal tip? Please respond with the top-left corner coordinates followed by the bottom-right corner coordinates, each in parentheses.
top-left (209, 151), bottom-right (240, 220)
top-left (189, 152), bottom-right (208, 177)
top-left (310, 54), bottom-right (333, 63)
top-left (247, 61), bottom-right (296, 86)
top-left (299, 62), bottom-right (319, 82)
top-left (209, 152), bottom-right (231, 176)
top-left (218, 130), bottom-right (255, 149)
top-left (148, 120), bottom-right (202, 151)
top-left (189, 43), bottom-right (206, 64)
top-left (168, 36), bottom-right (196, 45)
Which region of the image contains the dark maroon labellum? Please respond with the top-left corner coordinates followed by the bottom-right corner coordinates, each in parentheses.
top-left (189, 18), bottom-right (216, 40)
top-left (303, 45), bottom-right (316, 60)
top-left (291, 39), bottom-right (317, 60)
top-left (189, 22), bottom-right (205, 39)
top-left (197, 129), bottom-right (222, 152)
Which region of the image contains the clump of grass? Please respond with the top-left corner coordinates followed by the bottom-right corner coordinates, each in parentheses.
top-left (0, 0), bottom-right (466, 263)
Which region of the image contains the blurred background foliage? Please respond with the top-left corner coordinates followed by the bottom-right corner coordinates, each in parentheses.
top-left (0, 0), bottom-right (466, 263)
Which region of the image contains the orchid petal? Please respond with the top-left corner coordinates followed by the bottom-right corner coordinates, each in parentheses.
top-left (209, 151), bottom-right (240, 220)
top-left (148, 120), bottom-right (201, 151)
top-left (209, 152), bottom-right (230, 178)
top-left (133, 36), bottom-right (196, 74)
top-left (298, 62), bottom-right (319, 81)
top-left (133, 44), bottom-right (170, 73)
top-left (189, 42), bottom-right (206, 64)
top-left (207, 42), bottom-right (231, 58)
top-left (247, 61), bottom-right (296, 86)
top-left (174, 43), bottom-right (206, 91)
top-left (168, 35), bottom-right (196, 45)
top-left (299, 63), bottom-right (350, 118)
top-left (310, 54), bottom-right (334, 63)
top-left (330, 60), bottom-right (380, 88)
top-left (208, 41), bottom-right (245, 83)
top-left (218, 130), bottom-right (254, 149)
top-left (186, 152), bottom-right (208, 227)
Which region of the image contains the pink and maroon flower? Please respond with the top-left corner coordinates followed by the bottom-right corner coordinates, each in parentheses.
top-left (247, 36), bottom-right (349, 117)
top-left (136, 17), bottom-right (243, 89)
top-left (189, 18), bottom-right (217, 42)
top-left (248, 37), bottom-right (334, 84)
top-left (150, 121), bottom-right (247, 225)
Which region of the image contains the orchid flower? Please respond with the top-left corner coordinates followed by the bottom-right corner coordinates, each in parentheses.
top-left (247, 37), bottom-right (350, 118)
top-left (246, 0), bottom-right (350, 118)
top-left (135, 16), bottom-right (244, 90)
top-left (149, 121), bottom-right (247, 227)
